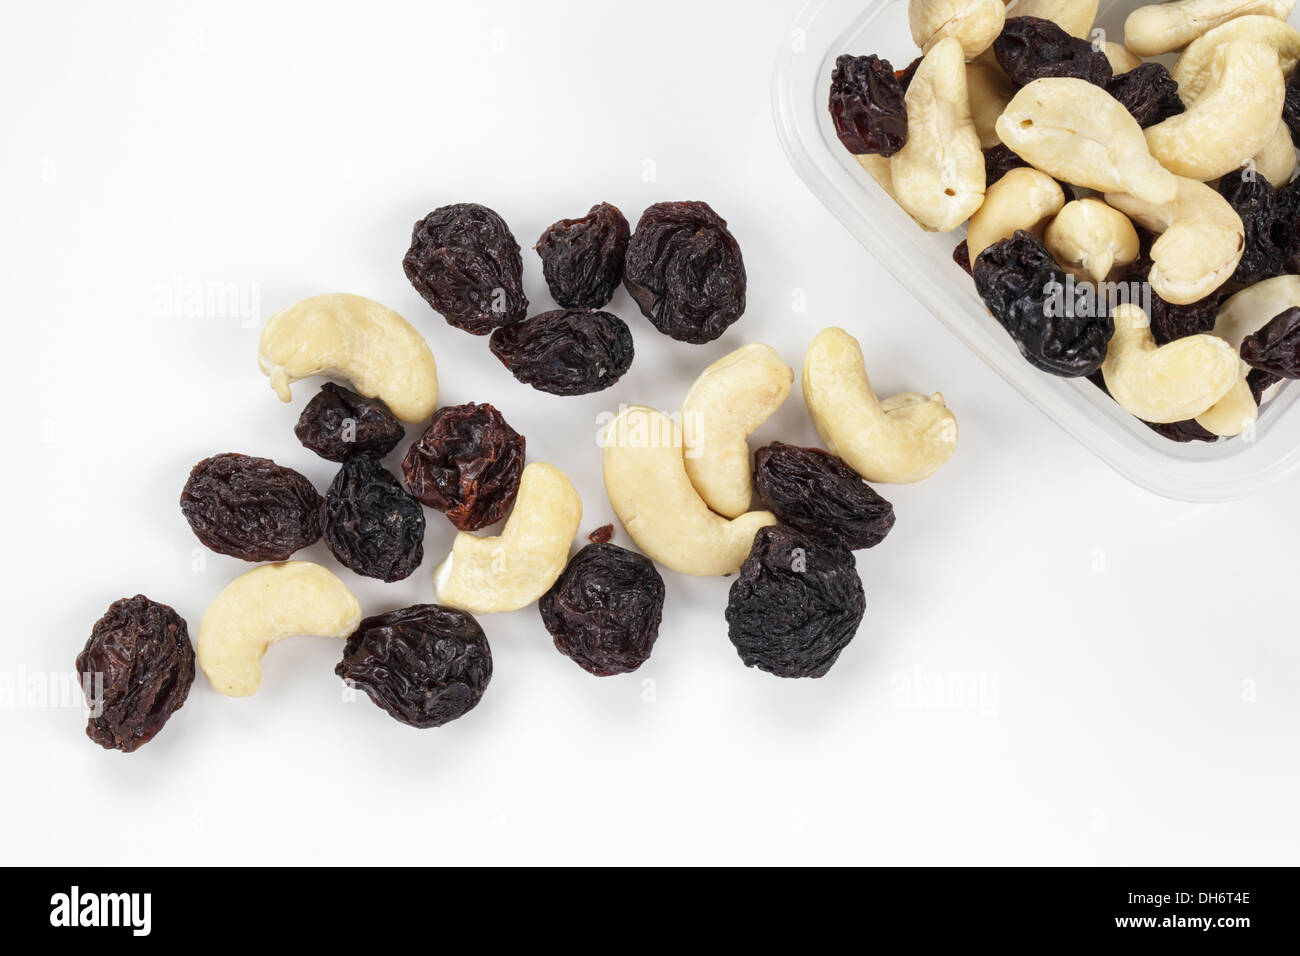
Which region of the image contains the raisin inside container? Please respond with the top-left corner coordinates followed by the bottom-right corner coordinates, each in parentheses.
top-left (773, 0), bottom-right (1300, 502)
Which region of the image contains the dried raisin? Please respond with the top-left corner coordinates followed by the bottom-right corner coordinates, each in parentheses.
top-left (322, 456), bottom-right (425, 582)
top-left (587, 524), bottom-right (614, 544)
top-left (1150, 292), bottom-right (1218, 346)
top-left (1218, 169), bottom-right (1284, 285)
top-left (828, 54), bottom-right (908, 157)
top-left (753, 443), bottom-right (895, 551)
top-left (994, 17), bottom-right (1112, 88)
top-left (294, 382), bottom-right (404, 462)
top-left (1283, 65), bottom-right (1300, 143)
top-left (1105, 62), bottom-right (1184, 128)
top-left (953, 239), bottom-right (972, 275)
top-left (535, 202), bottom-right (630, 309)
top-left (180, 453), bottom-right (322, 561)
top-left (1249, 367), bottom-right (1282, 404)
top-left (983, 143), bottom-right (1030, 187)
top-left (1241, 307), bottom-right (1300, 378)
top-left (488, 309), bottom-right (634, 395)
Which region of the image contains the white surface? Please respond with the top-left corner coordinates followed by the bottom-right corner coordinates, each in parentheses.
top-left (1, 0), bottom-right (1297, 866)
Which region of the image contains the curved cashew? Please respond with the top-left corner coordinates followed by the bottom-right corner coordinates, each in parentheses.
top-left (889, 37), bottom-right (987, 232)
top-left (996, 78), bottom-right (1178, 205)
top-left (1101, 304), bottom-right (1241, 422)
top-left (1196, 373), bottom-right (1259, 436)
top-left (1126, 0), bottom-right (1293, 57)
top-left (258, 293), bottom-right (439, 422)
top-left (1251, 122), bottom-right (1297, 187)
top-left (802, 327), bottom-right (957, 484)
top-left (1105, 177), bottom-right (1245, 305)
top-left (967, 168), bottom-right (1065, 262)
top-left (602, 405), bottom-right (775, 576)
top-left (1215, 274), bottom-right (1300, 348)
top-left (197, 562), bottom-right (361, 698)
top-left (1103, 42), bottom-right (1145, 75)
top-left (1172, 15), bottom-right (1300, 99)
top-left (434, 462), bottom-right (581, 613)
top-left (967, 62), bottom-right (1014, 149)
top-left (855, 154), bottom-right (898, 202)
top-left (1045, 199), bottom-right (1141, 283)
top-left (1008, 0), bottom-right (1100, 38)
top-left (681, 344), bottom-right (793, 519)
top-left (909, 0), bottom-right (1006, 57)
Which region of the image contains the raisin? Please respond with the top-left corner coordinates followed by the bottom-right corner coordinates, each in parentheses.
top-left (1105, 63), bottom-right (1185, 128)
top-left (403, 203), bottom-right (527, 335)
top-left (895, 56), bottom-right (923, 92)
top-left (180, 453), bottom-right (322, 561)
top-left (974, 230), bottom-right (1113, 377)
top-left (1276, 177), bottom-right (1300, 273)
top-left (336, 604), bottom-right (492, 728)
top-left (725, 525), bottom-right (865, 679)
top-left (994, 17), bottom-right (1112, 88)
top-left (1248, 367), bottom-right (1282, 404)
top-left (587, 524), bottom-right (614, 544)
top-left (402, 403), bottom-right (524, 531)
top-left (983, 143), bottom-right (1030, 187)
top-left (828, 54), bottom-right (908, 157)
top-left (1283, 66), bottom-right (1300, 143)
top-left (953, 239), bottom-right (973, 275)
top-left (1241, 307), bottom-right (1300, 378)
top-left (1150, 292), bottom-right (1218, 346)
top-left (753, 443), bottom-right (895, 551)
top-left (1088, 372), bottom-right (1217, 443)
top-left (321, 456), bottom-right (425, 582)
top-left (76, 595), bottom-right (194, 753)
top-left (623, 201), bottom-right (747, 344)
top-left (294, 382), bottom-right (405, 462)
top-left (488, 309), bottom-right (634, 395)
top-left (538, 543), bottom-right (666, 676)
top-left (534, 202), bottom-right (630, 309)
top-left (1218, 169), bottom-right (1284, 284)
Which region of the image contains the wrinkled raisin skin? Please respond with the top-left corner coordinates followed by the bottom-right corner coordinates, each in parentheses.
top-left (1249, 367), bottom-right (1282, 404)
top-left (1241, 307), bottom-right (1300, 379)
top-left (76, 595), bottom-right (194, 753)
top-left (1218, 169), bottom-right (1283, 285)
top-left (953, 240), bottom-right (973, 275)
top-left (402, 403), bottom-right (525, 531)
top-left (489, 309), bottom-right (634, 395)
top-left (994, 17), bottom-right (1112, 88)
top-left (828, 54), bottom-right (908, 157)
top-left (1105, 63), bottom-right (1185, 128)
top-left (1150, 292), bottom-right (1218, 346)
top-left (1284, 67), bottom-right (1300, 143)
top-left (403, 203), bottom-right (528, 335)
top-left (180, 453), bottom-right (322, 561)
top-left (753, 443), bottom-right (895, 551)
top-left (336, 604), bottom-right (492, 728)
top-left (294, 382), bottom-right (405, 462)
top-left (321, 456), bottom-right (425, 582)
top-left (983, 144), bottom-right (1030, 187)
top-left (535, 203), bottom-right (630, 309)
top-left (539, 543), bottom-right (666, 676)
top-left (623, 201), bottom-right (747, 344)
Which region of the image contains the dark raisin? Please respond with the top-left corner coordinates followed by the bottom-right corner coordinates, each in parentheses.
top-left (180, 453), bottom-right (322, 561)
top-left (974, 230), bottom-right (1113, 377)
top-left (1105, 63), bottom-right (1185, 127)
top-left (725, 525), bottom-right (865, 679)
top-left (994, 17), bottom-right (1112, 88)
top-left (336, 604), bottom-right (491, 728)
top-left (294, 383), bottom-right (404, 462)
top-left (488, 309), bottom-right (634, 395)
top-left (983, 143), bottom-right (1031, 187)
top-left (587, 524), bottom-right (614, 544)
top-left (623, 201), bottom-right (746, 344)
top-left (1088, 372), bottom-right (1217, 443)
top-left (402, 403), bottom-right (524, 531)
top-left (1241, 307), bottom-right (1300, 378)
top-left (76, 595), bottom-right (194, 753)
top-left (321, 456), bottom-right (425, 582)
top-left (1276, 178), bottom-right (1300, 274)
top-left (953, 239), bottom-right (973, 275)
top-left (403, 203), bottom-right (527, 335)
top-left (828, 54), bottom-right (908, 157)
top-left (1218, 169), bottom-right (1284, 284)
top-left (753, 443), bottom-right (895, 551)
top-left (1248, 367), bottom-right (1282, 404)
top-left (1150, 292), bottom-right (1218, 346)
top-left (539, 543), bottom-right (665, 676)
top-left (535, 202), bottom-right (630, 309)
top-left (1283, 66), bottom-right (1300, 143)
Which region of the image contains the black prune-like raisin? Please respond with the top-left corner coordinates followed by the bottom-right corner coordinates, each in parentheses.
top-left (1248, 367), bottom-right (1282, 404)
top-left (725, 525), bottom-right (865, 679)
top-left (403, 203), bottom-right (527, 335)
top-left (994, 17), bottom-right (1112, 88)
top-left (974, 230), bottom-right (1113, 377)
top-left (828, 54), bottom-right (909, 157)
top-left (623, 201), bottom-right (746, 344)
top-left (587, 524), bottom-right (614, 544)
top-left (539, 543), bottom-right (665, 676)
top-left (1283, 66), bottom-right (1300, 143)
top-left (953, 239), bottom-right (973, 275)
top-left (535, 203), bottom-right (630, 309)
top-left (321, 456), bottom-right (425, 582)
top-left (76, 595), bottom-right (194, 753)
top-left (294, 382), bottom-right (405, 462)
top-left (983, 143), bottom-right (1030, 187)
top-left (1105, 62), bottom-right (1185, 127)
top-left (753, 443), bottom-right (895, 551)
top-left (180, 453), bottom-right (322, 561)
top-left (488, 309), bottom-right (634, 396)
top-left (1241, 307), bottom-right (1300, 378)
top-left (1218, 169), bottom-right (1284, 284)
top-left (336, 604), bottom-right (491, 728)
top-left (1150, 292), bottom-right (1218, 346)
top-left (402, 403), bottom-right (524, 531)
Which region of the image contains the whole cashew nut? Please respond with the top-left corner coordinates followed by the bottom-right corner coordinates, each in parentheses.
top-left (1127, 0), bottom-right (1295, 57)
top-left (1172, 15), bottom-right (1300, 99)
top-left (855, 154), bottom-right (899, 202)
top-left (1045, 198), bottom-right (1141, 283)
top-left (966, 167), bottom-right (1066, 262)
top-left (909, 0), bottom-right (1006, 57)
top-left (1103, 42), bottom-right (1145, 75)
top-left (1215, 274), bottom-right (1300, 348)
top-left (1251, 122), bottom-right (1297, 188)
top-left (434, 461), bottom-right (582, 613)
top-left (1196, 374), bottom-right (1259, 436)
top-left (967, 62), bottom-right (1015, 149)
top-left (197, 561), bottom-right (362, 698)
top-left (996, 78), bottom-right (1178, 205)
top-left (1007, 0), bottom-right (1100, 38)
top-left (802, 327), bottom-right (958, 484)
top-left (681, 344), bottom-right (793, 519)
top-left (602, 405), bottom-right (775, 576)
top-left (258, 293), bottom-right (439, 422)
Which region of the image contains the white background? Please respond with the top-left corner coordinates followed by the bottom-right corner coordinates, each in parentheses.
top-left (2, 0), bottom-right (1297, 866)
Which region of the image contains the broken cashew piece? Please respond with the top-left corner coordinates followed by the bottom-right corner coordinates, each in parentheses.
top-left (966, 167), bottom-right (1065, 262)
top-left (909, 0), bottom-right (1006, 57)
top-left (1196, 372), bottom-right (1259, 436)
top-left (434, 462), bottom-right (581, 614)
top-left (996, 78), bottom-right (1178, 205)
top-left (967, 62), bottom-right (1015, 149)
top-left (1045, 199), bottom-right (1141, 283)
top-left (602, 405), bottom-right (775, 576)
top-left (1125, 0), bottom-right (1294, 57)
top-left (1215, 274), bottom-right (1300, 349)
top-left (197, 561), bottom-right (362, 698)
top-left (681, 344), bottom-right (793, 519)
top-left (1103, 42), bottom-right (1145, 75)
top-left (1008, 0), bottom-right (1100, 38)
top-left (1251, 123), bottom-right (1297, 188)
top-left (1172, 15), bottom-right (1300, 99)
top-left (1105, 177), bottom-right (1245, 305)
top-left (803, 327), bottom-right (957, 484)
top-left (258, 293), bottom-right (439, 422)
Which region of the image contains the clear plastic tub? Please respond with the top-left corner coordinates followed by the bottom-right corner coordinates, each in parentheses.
top-left (772, 0), bottom-right (1300, 501)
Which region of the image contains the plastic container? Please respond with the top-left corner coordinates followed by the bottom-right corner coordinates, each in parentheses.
top-left (772, 0), bottom-right (1300, 501)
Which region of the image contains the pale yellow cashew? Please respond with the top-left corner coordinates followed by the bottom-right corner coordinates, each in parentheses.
top-left (967, 62), bottom-right (1015, 149)
top-left (1127, 0), bottom-right (1294, 57)
top-left (1045, 199), bottom-right (1141, 283)
top-left (855, 154), bottom-right (899, 202)
top-left (966, 167), bottom-right (1065, 262)
top-left (1215, 275), bottom-right (1300, 348)
top-left (1006, 0), bottom-right (1099, 38)
top-left (1103, 42), bottom-right (1145, 75)
top-left (910, 0), bottom-right (1006, 57)
top-left (1196, 374), bottom-right (1259, 436)
top-left (1173, 15), bottom-right (1300, 99)
top-left (1251, 123), bottom-right (1297, 187)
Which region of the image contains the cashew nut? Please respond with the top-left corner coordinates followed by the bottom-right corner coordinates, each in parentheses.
top-left (1105, 176), bottom-right (1245, 305)
top-left (1101, 304), bottom-right (1241, 422)
top-left (1251, 122), bottom-right (1297, 187)
top-left (681, 344), bottom-right (793, 519)
top-left (1007, 0), bottom-right (1100, 38)
top-left (996, 78), bottom-right (1178, 205)
top-left (197, 561), bottom-right (362, 698)
top-left (434, 462), bottom-right (581, 613)
top-left (967, 62), bottom-right (1015, 149)
top-left (602, 405), bottom-right (775, 576)
top-left (1103, 42), bottom-right (1145, 75)
top-left (889, 37), bottom-right (987, 232)
top-left (1172, 15), bottom-right (1300, 99)
top-left (1127, 0), bottom-right (1294, 57)
top-left (1215, 274), bottom-right (1300, 348)
top-left (1045, 199), bottom-right (1141, 283)
top-left (1196, 373), bottom-right (1259, 436)
top-left (909, 0), bottom-right (1006, 57)
top-left (258, 293), bottom-right (439, 422)
top-left (966, 167), bottom-right (1066, 262)
top-left (802, 327), bottom-right (957, 484)
top-left (855, 154), bottom-right (899, 202)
